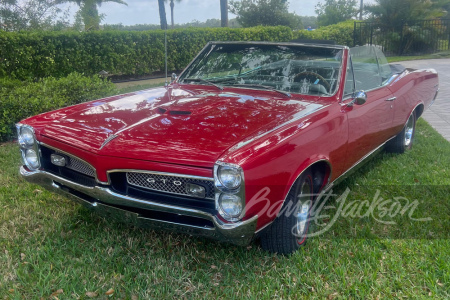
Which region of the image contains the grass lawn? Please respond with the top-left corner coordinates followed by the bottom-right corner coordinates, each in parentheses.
top-left (116, 82), bottom-right (164, 94)
top-left (387, 51), bottom-right (450, 63)
top-left (1, 89), bottom-right (449, 297)
top-left (116, 80), bottom-right (164, 94)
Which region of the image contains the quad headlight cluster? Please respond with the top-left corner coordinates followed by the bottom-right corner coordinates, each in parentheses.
top-left (16, 124), bottom-right (41, 170)
top-left (214, 161), bottom-right (245, 222)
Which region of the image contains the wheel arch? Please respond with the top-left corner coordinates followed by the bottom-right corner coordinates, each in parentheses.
top-left (402, 102), bottom-right (424, 128)
top-left (283, 159), bottom-right (331, 210)
top-left (256, 158), bottom-right (333, 233)
top-left (255, 158), bottom-right (332, 234)
top-left (414, 103), bottom-right (425, 119)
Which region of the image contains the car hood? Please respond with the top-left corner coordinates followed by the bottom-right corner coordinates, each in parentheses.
top-left (42, 86), bottom-right (323, 167)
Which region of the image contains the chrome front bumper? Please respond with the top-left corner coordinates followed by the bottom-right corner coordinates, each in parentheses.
top-left (20, 166), bottom-right (257, 246)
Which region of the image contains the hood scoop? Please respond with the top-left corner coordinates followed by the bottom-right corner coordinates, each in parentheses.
top-left (169, 110), bottom-right (191, 115)
top-left (157, 107), bottom-right (191, 116)
top-left (157, 107), bottom-right (167, 114)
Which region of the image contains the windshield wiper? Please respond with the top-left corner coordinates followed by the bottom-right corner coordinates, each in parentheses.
top-left (224, 83), bottom-right (291, 98)
top-left (183, 78), bottom-right (224, 90)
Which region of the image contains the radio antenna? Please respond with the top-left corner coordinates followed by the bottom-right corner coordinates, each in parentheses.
top-left (164, 29), bottom-right (168, 86)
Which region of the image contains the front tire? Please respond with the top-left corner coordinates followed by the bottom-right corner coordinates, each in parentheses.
top-left (260, 169), bottom-right (314, 255)
top-left (386, 110), bottom-right (416, 154)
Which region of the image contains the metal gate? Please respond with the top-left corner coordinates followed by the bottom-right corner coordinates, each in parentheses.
top-left (354, 19), bottom-right (450, 56)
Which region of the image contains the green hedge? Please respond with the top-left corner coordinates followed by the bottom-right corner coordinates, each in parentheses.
top-left (0, 26), bottom-right (293, 80)
top-left (0, 73), bottom-right (117, 141)
top-left (294, 20), bottom-right (355, 47)
top-left (0, 23), bottom-right (355, 80)
top-left (0, 22), bottom-right (355, 141)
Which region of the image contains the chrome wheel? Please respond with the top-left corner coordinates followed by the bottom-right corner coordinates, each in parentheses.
top-left (386, 110), bottom-right (416, 154)
top-left (260, 169), bottom-right (316, 254)
top-left (295, 179), bottom-right (313, 244)
top-left (404, 114), bottom-right (415, 148)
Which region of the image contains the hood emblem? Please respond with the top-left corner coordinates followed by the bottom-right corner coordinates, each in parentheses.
top-left (100, 134), bottom-right (118, 150)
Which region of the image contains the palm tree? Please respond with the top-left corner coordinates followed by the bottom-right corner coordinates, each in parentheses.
top-left (66, 0), bottom-right (127, 31)
top-left (220, 0), bottom-right (228, 27)
top-left (165, 0), bottom-right (181, 29)
top-left (158, 0), bottom-right (168, 30)
top-left (359, 0), bottom-right (363, 20)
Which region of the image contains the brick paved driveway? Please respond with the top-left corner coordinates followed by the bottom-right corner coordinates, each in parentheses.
top-left (400, 59), bottom-right (450, 141)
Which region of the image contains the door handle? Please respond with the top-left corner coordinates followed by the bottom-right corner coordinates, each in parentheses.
top-left (385, 97), bottom-right (396, 101)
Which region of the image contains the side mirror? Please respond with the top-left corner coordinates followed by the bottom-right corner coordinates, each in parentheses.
top-left (348, 90), bottom-right (367, 106)
top-left (171, 73), bottom-right (178, 83)
top-left (355, 91), bottom-right (367, 105)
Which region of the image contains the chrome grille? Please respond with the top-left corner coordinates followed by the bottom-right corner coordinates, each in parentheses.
top-left (126, 172), bottom-right (215, 200)
top-left (57, 152), bottom-right (96, 177)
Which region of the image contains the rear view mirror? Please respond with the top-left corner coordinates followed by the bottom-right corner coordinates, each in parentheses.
top-left (171, 73), bottom-right (178, 83)
top-left (348, 90), bottom-right (367, 106)
top-left (354, 90), bottom-right (367, 105)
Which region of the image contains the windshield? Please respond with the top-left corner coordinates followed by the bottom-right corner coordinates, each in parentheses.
top-left (179, 43), bottom-right (344, 96)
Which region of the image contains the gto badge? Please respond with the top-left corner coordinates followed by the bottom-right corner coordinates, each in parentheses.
top-left (147, 178), bottom-right (183, 186)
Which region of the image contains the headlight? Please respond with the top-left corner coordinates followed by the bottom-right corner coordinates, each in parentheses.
top-left (217, 165), bottom-right (242, 190)
top-left (218, 194), bottom-right (243, 219)
top-left (20, 127), bottom-right (35, 147)
top-left (25, 149), bottom-right (40, 169)
top-left (214, 161), bottom-right (245, 222)
top-left (16, 124), bottom-right (41, 170)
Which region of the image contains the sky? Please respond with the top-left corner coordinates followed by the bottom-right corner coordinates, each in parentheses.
top-left (61, 0), bottom-right (357, 26)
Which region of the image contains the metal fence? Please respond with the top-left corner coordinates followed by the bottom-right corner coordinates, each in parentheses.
top-left (353, 19), bottom-right (450, 56)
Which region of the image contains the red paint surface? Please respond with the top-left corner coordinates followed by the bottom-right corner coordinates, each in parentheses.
top-left (21, 48), bottom-right (439, 230)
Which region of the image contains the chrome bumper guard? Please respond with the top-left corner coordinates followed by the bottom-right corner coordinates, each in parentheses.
top-left (20, 166), bottom-right (257, 246)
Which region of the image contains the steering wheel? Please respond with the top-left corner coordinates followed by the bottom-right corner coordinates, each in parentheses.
top-left (294, 71), bottom-right (331, 91)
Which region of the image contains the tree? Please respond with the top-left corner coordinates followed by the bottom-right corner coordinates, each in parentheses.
top-left (165, 0), bottom-right (181, 29)
top-left (158, 0), bottom-right (168, 29)
top-left (229, 0), bottom-right (302, 29)
top-left (433, 0), bottom-right (450, 18)
top-left (220, 0), bottom-right (228, 27)
top-left (315, 0), bottom-right (358, 27)
top-left (359, 0), bottom-right (363, 20)
top-left (65, 0), bottom-right (127, 31)
top-left (365, 0), bottom-right (445, 30)
top-left (299, 15), bottom-right (317, 29)
top-left (0, 0), bottom-right (69, 31)
top-left (103, 18), bottom-right (242, 31)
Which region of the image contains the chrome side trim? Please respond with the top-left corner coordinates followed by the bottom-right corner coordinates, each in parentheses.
top-left (20, 166), bottom-right (257, 246)
top-left (430, 88), bottom-right (439, 108)
top-left (258, 134), bottom-right (399, 234)
top-left (404, 102), bottom-right (425, 124)
top-left (329, 103), bottom-right (424, 191)
top-left (231, 103), bottom-right (327, 151)
top-left (385, 97), bottom-right (396, 101)
top-left (323, 135), bottom-right (395, 192)
top-left (99, 134), bottom-right (118, 150)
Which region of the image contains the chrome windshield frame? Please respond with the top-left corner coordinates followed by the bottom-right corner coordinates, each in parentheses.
top-left (177, 41), bottom-right (348, 98)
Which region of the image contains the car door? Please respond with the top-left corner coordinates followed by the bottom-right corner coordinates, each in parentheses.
top-left (341, 46), bottom-right (395, 170)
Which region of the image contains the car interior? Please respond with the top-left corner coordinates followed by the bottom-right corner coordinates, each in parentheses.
top-left (226, 59), bottom-right (342, 95)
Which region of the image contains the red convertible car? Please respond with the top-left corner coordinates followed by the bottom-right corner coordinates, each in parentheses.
top-left (17, 42), bottom-right (438, 254)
